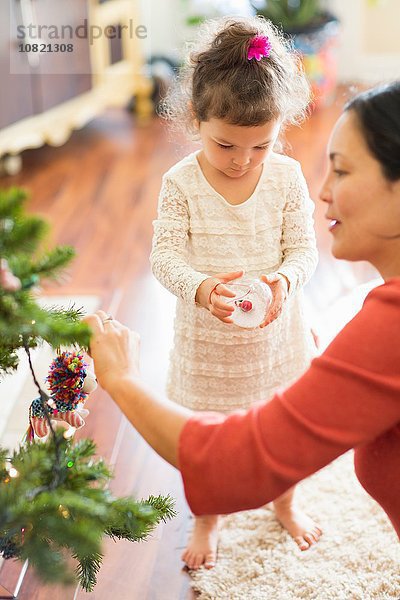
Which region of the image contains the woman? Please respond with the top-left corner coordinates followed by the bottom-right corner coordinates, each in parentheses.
top-left (85, 82), bottom-right (400, 538)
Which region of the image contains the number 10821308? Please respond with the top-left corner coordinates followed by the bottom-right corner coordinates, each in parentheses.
top-left (18, 43), bottom-right (74, 53)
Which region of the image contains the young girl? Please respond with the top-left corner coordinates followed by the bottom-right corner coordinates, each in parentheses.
top-left (151, 16), bottom-right (320, 570)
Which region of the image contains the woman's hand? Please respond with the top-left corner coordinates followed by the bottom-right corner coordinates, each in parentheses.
top-left (83, 310), bottom-right (140, 392)
top-left (196, 270), bottom-right (244, 323)
top-left (259, 273), bottom-right (289, 328)
top-left (83, 311), bottom-right (191, 469)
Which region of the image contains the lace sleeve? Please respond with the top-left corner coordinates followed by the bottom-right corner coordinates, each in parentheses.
top-left (150, 176), bottom-right (209, 303)
top-left (278, 164), bottom-right (318, 295)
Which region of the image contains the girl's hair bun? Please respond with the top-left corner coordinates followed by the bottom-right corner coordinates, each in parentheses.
top-left (160, 16), bottom-right (311, 138)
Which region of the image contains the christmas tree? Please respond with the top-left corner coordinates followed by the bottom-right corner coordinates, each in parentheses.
top-left (0, 188), bottom-right (175, 591)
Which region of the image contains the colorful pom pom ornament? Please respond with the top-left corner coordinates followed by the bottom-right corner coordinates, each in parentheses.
top-left (28, 351), bottom-right (97, 440)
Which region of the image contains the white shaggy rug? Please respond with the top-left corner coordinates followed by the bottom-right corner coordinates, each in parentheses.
top-left (189, 452), bottom-right (400, 600)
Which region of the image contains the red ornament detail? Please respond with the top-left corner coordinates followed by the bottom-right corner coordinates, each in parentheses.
top-left (239, 300), bottom-right (252, 312)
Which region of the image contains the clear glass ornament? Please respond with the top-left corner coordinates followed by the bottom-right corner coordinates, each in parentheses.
top-left (223, 279), bottom-right (272, 329)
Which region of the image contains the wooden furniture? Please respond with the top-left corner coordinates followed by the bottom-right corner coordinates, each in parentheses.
top-left (0, 0), bottom-right (152, 175)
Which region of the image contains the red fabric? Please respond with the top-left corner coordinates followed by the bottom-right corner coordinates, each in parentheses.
top-left (178, 279), bottom-right (400, 537)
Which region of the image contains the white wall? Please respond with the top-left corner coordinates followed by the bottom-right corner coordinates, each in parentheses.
top-left (138, 0), bottom-right (189, 61)
top-left (138, 0), bottom-right (255, 62)
top-left (140, 0), bottom-right (400, 82)
top-left (330, 0), bottom-right (400, 82)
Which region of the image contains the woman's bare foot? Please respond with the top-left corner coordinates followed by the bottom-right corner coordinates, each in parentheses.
top-left (182, 514), bottom-right (219, 570)
top-left (273, 488), bottom-right (322, 551)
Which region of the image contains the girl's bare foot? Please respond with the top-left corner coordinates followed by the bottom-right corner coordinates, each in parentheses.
top-left (182, 514), bottom-right (219, 570)
top-left (273, 488), bottom-right (322, 551)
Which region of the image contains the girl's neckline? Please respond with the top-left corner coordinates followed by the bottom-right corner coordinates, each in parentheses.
top-left (193, 150), bottom-right (265, 207)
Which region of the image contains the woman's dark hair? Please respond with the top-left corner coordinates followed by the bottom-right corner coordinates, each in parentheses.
top-left (345, 81), bottom-right (400, 181)
top-left (161, 16), bottom-right (310, 137)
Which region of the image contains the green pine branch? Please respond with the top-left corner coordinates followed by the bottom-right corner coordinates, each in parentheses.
top-left (0, 187), bottom-right (27, 216)
top-left (1, 216), bottom-right (48, 256)
top-left (73, 551), bottom-right (103, 593)
top-left (0, 347), bottom-right (19, 374)
top-left (0, 187), bottom-right (48, 256)
top-left (8, 246), bottom-right (75, 283)
top-left (0, 432), bottom-right (176, 592)
top-left (0, 188), bottom-right (91, 374)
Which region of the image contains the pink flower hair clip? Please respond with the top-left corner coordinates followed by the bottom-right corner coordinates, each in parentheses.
top-left (247, 35), bottom-right (272, 61)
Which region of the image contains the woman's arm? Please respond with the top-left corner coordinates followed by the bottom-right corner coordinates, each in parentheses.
top-left (84, 311), bottom-right (192, 467)
top-left (85, 282), bottom-right (400, 515)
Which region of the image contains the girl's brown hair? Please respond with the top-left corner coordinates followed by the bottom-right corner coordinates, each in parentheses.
top-left (161, 16), bottom-right (311, 136)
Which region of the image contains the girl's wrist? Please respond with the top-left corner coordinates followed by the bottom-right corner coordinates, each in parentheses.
top-left (277, 272), bottom-right (290, 296)
top-left (195, 277), bottom-right (219, 308)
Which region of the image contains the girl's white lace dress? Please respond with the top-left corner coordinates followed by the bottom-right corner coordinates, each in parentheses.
top-left (150, 151), bottom-right (318, 411)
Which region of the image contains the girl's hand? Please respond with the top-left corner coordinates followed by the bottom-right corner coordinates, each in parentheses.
top-left (196, 270), bottom-right (244, 324)
top-left (259, 273), bottom-right (289, 328)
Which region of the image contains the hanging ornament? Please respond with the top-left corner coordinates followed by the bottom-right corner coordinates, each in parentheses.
top-left (0, 258), bottom-right (21, 292)
top-left (27, 351), bottom-right (97, 440)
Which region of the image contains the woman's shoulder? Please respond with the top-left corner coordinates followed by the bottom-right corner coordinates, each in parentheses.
top-left (365, 278), bottom-right (400, 306)
top-left (333, 279), bottom-right (400, 350)
top-left (320, 278), bottom-right (400, 376)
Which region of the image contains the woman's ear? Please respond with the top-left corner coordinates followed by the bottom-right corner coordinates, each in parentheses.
top-left (390, 178), bottom-right (400, 222)
top-left (390, 177), bottom-right (400, 196)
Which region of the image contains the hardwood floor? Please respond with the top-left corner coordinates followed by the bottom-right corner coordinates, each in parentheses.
top-left (0, 88), bottom-right (377, 599)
